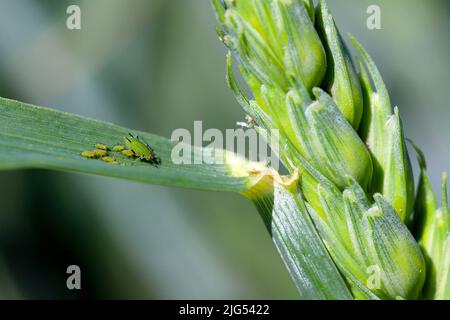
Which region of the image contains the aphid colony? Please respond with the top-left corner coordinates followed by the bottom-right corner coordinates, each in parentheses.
top-left (81, 133), bottom-right (161, 167)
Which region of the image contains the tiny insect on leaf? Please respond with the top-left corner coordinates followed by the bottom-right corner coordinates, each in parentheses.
top-left (113, 145), bottom-right (125, 152)
top-left (81, 151), bottom-right (97, 159)
top-left (121, 149), bottom-right (135, 158)
top-left (101, 156), bottom-right (118, 164)
top-left (123, 133), bottom-right (161, 166)
top-left (93, 149), bottom-right (108, 157)
top-left (95, 143), bottom-right (110, 151)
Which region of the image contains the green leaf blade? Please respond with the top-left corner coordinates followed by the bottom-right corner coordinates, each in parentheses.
top-left (0, 97), bottom-right (249, 193)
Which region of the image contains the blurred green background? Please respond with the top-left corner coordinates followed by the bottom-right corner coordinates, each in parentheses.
top-left (0, 0), bottom-right (448, 299)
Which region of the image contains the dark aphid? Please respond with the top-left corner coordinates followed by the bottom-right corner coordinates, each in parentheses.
top-left (124, 133), bottom-right (161, 166)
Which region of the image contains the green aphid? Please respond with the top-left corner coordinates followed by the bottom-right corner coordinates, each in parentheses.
top-left (124, 133), bottom-right (161, 166)
top-left (101, 156), bottom-right (118, 164)
top-left (93, 149), bottom-right (108, 157)
top-left (113, 145), bottom-right (125, 152)
top-left (121, 149), bottom-right (135, 158)
top-left (81, 151), bottom-right (97, 159)
top-left (95, 143), bottom-right (110, 151)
